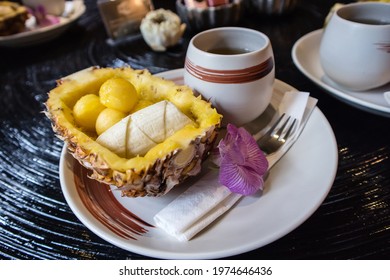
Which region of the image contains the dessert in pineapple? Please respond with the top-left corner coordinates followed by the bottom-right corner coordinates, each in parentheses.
top-left (45, 66), bottom-right (222, 197)
top-left (0, 1), bottom-right (29, 36)
top-left (96, 100), bottom-right (195, 158)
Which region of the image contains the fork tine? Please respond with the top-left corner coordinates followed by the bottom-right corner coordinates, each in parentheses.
top-left (282, 118), bottom-right (297, 142)
top-left (256, 113), bottom-right (285, 144)
top-left (268, 113), bottom-right (285, 136)
top-left (274, 115), bottom-right (291, 139)
top-left (257, 113), bottom-right (297, 155)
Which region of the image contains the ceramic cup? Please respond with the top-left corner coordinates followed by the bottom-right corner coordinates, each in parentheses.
top-left (184, 27), bottom-right (275, 126)
top-left (319, 2), bottom-right (390, 91)
top-left (22, 0), bottom-right (66, 16)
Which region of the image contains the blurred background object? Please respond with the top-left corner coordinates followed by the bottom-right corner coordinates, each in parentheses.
top-left (244, 0), bottom-right (300, 15)
top-left (98, 0), bottom-right (153, 39)
top-left (0, 1), bottom-right (29, 35)
top-left (22, 0), bottom-right (65, 16)
top-left (176, 0), bottom-right (242, 32)
top-left (140, 8), bottom-right (186, 51)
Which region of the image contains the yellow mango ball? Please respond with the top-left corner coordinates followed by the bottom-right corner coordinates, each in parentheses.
top-left (73, 94), bottom-right (106, 131)
top-left (99, 77), bottom-right (138, 113)
top-left (96, 108), bottom-right (126, 135)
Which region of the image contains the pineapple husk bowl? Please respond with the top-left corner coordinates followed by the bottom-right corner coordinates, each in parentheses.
top-left (45, 66), bottom-right (222, 197)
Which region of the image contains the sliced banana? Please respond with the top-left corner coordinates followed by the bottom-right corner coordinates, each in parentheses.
top-left (97, 101), bottom-right (194, 158)
top-left (127, 119), bottom-right (157, 157)
top-left (96, 116), bottom-right (129, 158)
top-left (165, 101), bottom-right (193, 137)
top-left (131, 100), bottom-right (166, 143)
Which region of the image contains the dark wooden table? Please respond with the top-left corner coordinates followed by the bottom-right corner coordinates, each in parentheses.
top-left (1, 0), bottom-right (389, 259)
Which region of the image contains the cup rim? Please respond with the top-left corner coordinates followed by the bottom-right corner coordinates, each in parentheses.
top-left (335, 2), bottom-right (390, 27)
top-left (189, 27), bottom-right (270, 57)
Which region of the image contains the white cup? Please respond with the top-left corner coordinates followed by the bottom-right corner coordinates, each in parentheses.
top-left (22, 0), bottom-right (66, 16)
top-left (319, 2), bottom-right (390, 91)
top-left (184, 27), bottom-right (275, 126)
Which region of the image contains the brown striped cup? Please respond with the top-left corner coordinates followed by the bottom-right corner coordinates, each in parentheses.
top-left (184, 27), bottom-right (275, 126)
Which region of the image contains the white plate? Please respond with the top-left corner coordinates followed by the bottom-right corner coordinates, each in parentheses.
top-left (59, 69), bottom-right (338, 259)
top-left (0, 0), bottom-right (85, 47)
top-left (292, 29), bottom-right (390, 117)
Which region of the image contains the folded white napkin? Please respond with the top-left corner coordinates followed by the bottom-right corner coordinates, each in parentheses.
top-left (154, 170), bottom-right (241, 241)
top-left (154, 90), bottom-right (318, 241)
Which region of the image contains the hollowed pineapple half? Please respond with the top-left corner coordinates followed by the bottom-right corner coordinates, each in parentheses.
top-left (46, 66), bottom-right (222, 197)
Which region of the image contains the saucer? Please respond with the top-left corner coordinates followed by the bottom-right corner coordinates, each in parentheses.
top-left (292, 29), bottom-right (390, 118)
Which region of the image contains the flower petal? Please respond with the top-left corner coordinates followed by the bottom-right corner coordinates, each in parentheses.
top-left (219, 159), bottom-right (265, 195)
top-left (217, 124), bottom-right (269, 195)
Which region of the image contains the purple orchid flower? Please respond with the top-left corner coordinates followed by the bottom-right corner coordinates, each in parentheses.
top-left (218, 124), bottom-right (269, 195)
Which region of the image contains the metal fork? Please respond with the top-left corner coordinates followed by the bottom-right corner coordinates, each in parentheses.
top-left (256, 113), bottom-right (297, 155)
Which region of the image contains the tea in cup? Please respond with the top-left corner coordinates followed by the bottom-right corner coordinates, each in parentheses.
top-left (319, 2), bottom-right (390, 91)
top-left (184, 27), bottom-right (275, 126)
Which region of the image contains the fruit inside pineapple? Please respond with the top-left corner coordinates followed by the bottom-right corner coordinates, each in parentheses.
top-left (95, 108), bottom-right (126, 135)
top-left (73, 94), bottom-right (106, 131)
top-left (70, 74), bottom-right (200, 162)
top-left (46, 67), bottom-right (222, 196)
top-left (96, 100), bottom-right (195, 158)
top-left (72, 77), bottom-right (138, 133)
top-left (99, 77), bottom-right (139, 113)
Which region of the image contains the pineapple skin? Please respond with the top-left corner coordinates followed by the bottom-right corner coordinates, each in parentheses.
top-left (45, 66), bottom-right (222, 197)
